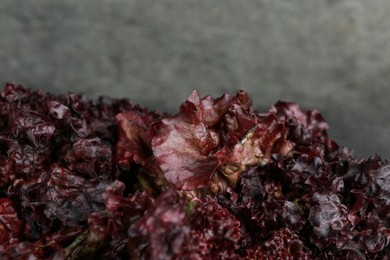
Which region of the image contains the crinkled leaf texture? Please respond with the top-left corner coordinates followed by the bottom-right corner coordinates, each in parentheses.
top-left (0, 84), bottom-right (389, 259)
top-left (152, 90), bottom-right (292, 190)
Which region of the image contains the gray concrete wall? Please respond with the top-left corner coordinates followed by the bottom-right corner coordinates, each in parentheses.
top-left (0, 0), bottom-right (389, 158)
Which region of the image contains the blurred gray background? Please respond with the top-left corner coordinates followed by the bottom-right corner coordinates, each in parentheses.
top-left (0, 0), bottom-right (389, 158)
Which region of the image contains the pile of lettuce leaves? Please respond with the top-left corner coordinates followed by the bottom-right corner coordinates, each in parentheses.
top-left (0, 83), bottom-right (389, 259)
